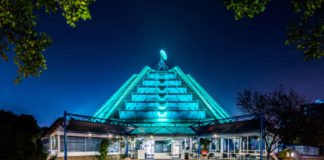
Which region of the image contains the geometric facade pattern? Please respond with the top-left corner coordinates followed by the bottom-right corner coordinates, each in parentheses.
top-left (93, 66), bottom-right (230, 134)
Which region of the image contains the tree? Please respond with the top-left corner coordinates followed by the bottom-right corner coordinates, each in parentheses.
top-left (224, 0), bottom-right (324, 60)
top-left (283, 103), bottom-right (324, 146)
top-left (0, 0), bottom-right (95, 83)
top-left (236, 86), bottom-right (306, 160)
top-left (99, 137), bottom-right (119, 160)
top-left (99, 139), bottom-right (109, 160)
top-left (0, 110), bottom-right (47, 160)
top-left (200, 138), bottom-right (212, 151)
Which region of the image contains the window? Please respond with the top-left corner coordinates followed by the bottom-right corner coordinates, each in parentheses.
top-left (60, 136), bottom-right (85, 152)
top-left (241, 137), bottom-right (248, 151)
top-left (212, 138), bottom-right (221, 152)
top-left (108, 141), bottom-right (119, 153)
top-left (86, 138), bottom-right (101, 151)
top-left (135, 139), bottom-right (143, 150)
top-left (155, 140), bottom-right (171, 153)
top-left (248, 136), bottom-right (260, 150)
top-left (51, 136), bottom-right (57, 150)
top-left (60, 136), bottom-right (103, 152)
top-left (223, 139), bottom-right (228, 152)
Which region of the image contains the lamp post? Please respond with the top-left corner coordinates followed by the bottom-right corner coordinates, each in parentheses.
top-left (63, 111), bottom-right (67, 160)
top-left (260, 113), bottom-right (264, 160)
top-left (197, 137), bottom-right (201, 159)
top-left (125, 135), bottom-right (129, 158)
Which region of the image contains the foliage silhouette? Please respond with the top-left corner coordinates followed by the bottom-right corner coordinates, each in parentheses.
top-left (224, 0), bottom-right (323, 60)
top-left (0, 110), bottom-right (46, 160)
top-left (0, 0), bottom-right (95, 83)
top-left (237, 86), bottom-right (306, 160)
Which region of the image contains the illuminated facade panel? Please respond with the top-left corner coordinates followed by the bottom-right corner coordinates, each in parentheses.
top-left (136, 86), bottom-right (187, 93)
top-left (93, 65), bottom-right (230, 134)
top-left (119, 110), bottom-right (206, 119)
top-left (125, 101), bottom-right (199, 110)
top-left (43, 52), bottom-right (268, 160)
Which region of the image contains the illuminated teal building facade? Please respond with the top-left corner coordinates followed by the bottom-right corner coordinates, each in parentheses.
top-left (93, 65), bottom-right (230, 134)
top-left (43, 51), bottom-right (266, 160)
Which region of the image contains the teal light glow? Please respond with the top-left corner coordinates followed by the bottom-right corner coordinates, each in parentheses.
top-left (105, 66), bottom-right (151, 118)
top-left (157, 118), bottom-right (168, 122)
top-left (160, 49), bottom-right (167, 61)
top-left (93, 75), bottom-right (137, 119)
top-left (158, 106), bottom-right (166, 110)
top-left (187, 75), bottom-right (230, 118)
top-left (93, 66), bottom-right (151, 119)
top-left (131, 126), bottom-right (196, 134)
top-left (157, 112), bottom-right (167, 117)
top-left (93, 64), bottom-right (231, 134)
top-left (173, 67), bottom-right (230, 120)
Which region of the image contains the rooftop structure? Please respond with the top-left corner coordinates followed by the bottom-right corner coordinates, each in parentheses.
top-left (43, 51), bottom-right (265, 160)
top-left (93, 50), bottom-right (230, 134)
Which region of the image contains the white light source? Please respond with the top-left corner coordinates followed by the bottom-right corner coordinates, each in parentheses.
top-left (213, 134), bottom-right (218, 138)
top-left (150, 135), bottom-right (154, 139)
top-left (108, 134), bottom-right (113, 138)
top-left (88, 133), bottom-right (92, 137)
top-left (158, 106), bottom-right (166, 110)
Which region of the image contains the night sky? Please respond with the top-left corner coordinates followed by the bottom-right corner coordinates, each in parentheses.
top-left (1, 0), bottom-right (323, 126)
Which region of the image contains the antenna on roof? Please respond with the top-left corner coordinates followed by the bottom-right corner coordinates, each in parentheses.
top-left (156, 49), bottom-right (168, 71)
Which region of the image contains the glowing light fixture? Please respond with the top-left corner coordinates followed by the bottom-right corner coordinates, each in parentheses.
top-left (157, 118), bottom-right (168, 122)
top-left (156, 50), bottom-right (168, 70)
top-left (158, 112), bottom-right (167, 117)
top-left (160, 49), bottom-right (167, 61)
top-left (158, 106), bottom-right (166, 110)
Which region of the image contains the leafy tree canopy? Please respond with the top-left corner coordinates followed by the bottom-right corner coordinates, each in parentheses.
top-left (99, 139), bottom-right (109, 160)
top-left (0, 0), bottom-right (95, 83)
top-left (282, 103), bottom-right (324, 146)
top-left (238, 87), bottom-right (324, 147)
top-left (224, 0), bottom-right (324, 60)
top-left (200, 138), bottom-right (212, 150)
top-left (237, 86), bottom-right (306, 160)
top-left (99, 137), bottom-right (119, 160)
top-left (0, 110), bottom-right (46, 160)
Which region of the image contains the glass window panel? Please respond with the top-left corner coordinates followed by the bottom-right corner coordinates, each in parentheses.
top-left (108, 141), bottom-right (119, 153)
top-left (60, 136), bottom-right (86, 152)
top-left (241, 137), bottom-right (248, 151)
top-left (248, 136), bottom-right (260, 150)
top-left (223, 139), bottom-right (228, 152)
top-left (155, 140), bottom-right (171, 153)
top-left (86, 137), bottom-right (101, 151)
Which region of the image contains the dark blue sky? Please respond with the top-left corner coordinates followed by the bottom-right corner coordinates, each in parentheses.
top-left (1, 0), bottom-right (323, 126)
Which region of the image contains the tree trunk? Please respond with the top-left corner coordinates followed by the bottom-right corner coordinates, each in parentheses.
top-left (266, 148), bottom-right (271, 160)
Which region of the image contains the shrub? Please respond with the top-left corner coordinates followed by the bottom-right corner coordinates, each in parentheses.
top-left (99, 139), bottom-right (109, 160)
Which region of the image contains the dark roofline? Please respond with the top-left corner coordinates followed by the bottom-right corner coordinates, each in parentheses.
top-left (41, 112), bottom-right (261, 136)
top-left (42, 117), bottom-right (63, 137)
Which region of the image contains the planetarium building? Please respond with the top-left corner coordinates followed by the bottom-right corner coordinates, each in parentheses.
top-left (43, 51), bottom-right (265, 160)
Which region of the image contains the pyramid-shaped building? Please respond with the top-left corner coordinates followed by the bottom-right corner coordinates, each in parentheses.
top-left (43, 51), bottom-right (264, 160)
top-left (93, 54), bottom-right (230, 134)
